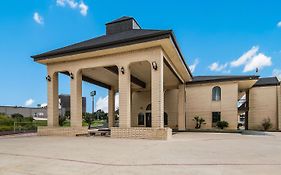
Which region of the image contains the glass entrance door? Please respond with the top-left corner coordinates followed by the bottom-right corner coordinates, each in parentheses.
top-left (145, 112), bottom-right (151, 127)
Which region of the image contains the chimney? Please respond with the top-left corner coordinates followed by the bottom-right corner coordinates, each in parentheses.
top-left (106, 16), bottom-right (141, 35)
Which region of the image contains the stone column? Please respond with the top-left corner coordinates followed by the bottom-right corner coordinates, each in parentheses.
top-left (177, 84), bottom-right (186, 131)
top-left (151, 57), bottom-right (164, 128)
top-left (277, 85), bottom-right (281, 130)
top-left (47, 72), bottom-right (59, 127)
top-left (108, 88), bottom-right (115, 128)
top-left (118, 65), bottom-right (131, 128)
top-left (70, 70), bottom-right (82, 127)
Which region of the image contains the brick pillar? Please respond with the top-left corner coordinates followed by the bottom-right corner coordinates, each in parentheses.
top-left (118, 65), bottom-right (131, 128)
top-left (277, 85), bottom-right (281, 130)
top-left (47, 72), bottom-right (59, 127)
top-left (178, 84), bottom-right (186, 131)
top-left (108, 88), bottom-right (115, 128)
top-left (70, 70), bottom-right (82, 127)
top-left (151, 57), bottom-right (164, 128)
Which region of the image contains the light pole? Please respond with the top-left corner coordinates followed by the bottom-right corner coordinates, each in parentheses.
top-left (90, 91), bottom-right (96, 115)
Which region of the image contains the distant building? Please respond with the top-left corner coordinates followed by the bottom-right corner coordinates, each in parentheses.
top-left (59, 94), bottom-right (86, 117)
top-left (0, 106), bottom-right (47, 118)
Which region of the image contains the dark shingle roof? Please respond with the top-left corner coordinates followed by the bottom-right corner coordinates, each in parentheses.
top-left (31, 16), bottom-right (192, 77)
top-left (188, 75), bottom-right (259, 84)
top-left (253, 77), bottom-right (280, 87)
top-left (106, 16), bottom-right (133, 25)
top-left (31, 29), bottom-right (171, 60)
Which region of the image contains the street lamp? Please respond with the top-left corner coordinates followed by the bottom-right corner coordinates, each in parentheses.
top-left (90, 91), bottom-right (96, 115)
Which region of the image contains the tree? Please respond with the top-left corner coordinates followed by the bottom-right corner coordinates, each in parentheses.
top-left (83, 113), bottom-right (94, 129)
top-left (95, 109), bottom-right (108, 120)
top-left (193, 116), bottom-right (206, 129)
top-left (59, 115), bottom-right (66, 126)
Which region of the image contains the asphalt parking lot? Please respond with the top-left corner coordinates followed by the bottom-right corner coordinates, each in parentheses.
top-left (0, 132), bottom-right (281, 175)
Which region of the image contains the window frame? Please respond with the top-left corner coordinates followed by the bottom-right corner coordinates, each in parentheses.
top-left (212, 112), bottom-right (221, 127)
top-left (212, 86), bottom-right (221, 101)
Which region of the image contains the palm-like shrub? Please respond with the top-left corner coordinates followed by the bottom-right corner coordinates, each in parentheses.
top-left (193, 116), bottom-right (206, 129)
top-left (261, 118), bottom-right (272, 131)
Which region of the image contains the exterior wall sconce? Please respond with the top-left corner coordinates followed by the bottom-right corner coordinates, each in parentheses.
top-left (152, 61), bottom-right (158, 70)
top-left (46, 75), bottom-right (51, 82)
top-left (70, 72), bottom-right (74, 79)
top-left (120, 67), bottom-right (125, 74)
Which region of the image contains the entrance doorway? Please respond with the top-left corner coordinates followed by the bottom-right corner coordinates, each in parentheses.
top-left (145, 112), bottom-right (152, 127)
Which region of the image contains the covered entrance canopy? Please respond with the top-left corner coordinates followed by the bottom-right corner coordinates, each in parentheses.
top-left (32, 16), bottom-right (192, 139)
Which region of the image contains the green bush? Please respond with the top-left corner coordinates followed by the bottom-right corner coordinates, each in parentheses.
top-left (0, 115), bottom-right (14, 126)
top-left (34, 120), bottom-right (47, 126)
top-left (216, 121), bottom-right (229, 129)
top-left (11, 113), bottom-right (24, 121)
top-left (261, 118), bottom-right (272, 131)
top-left (0, 125), bottom-right (14, 132)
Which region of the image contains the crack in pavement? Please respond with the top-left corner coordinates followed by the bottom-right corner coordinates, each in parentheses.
top-left (1, 152), bottom-right (281, 167)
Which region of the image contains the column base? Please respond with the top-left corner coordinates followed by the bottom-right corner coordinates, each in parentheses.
top-left (111, 127), bottom-right (172, 140)
top-left (37, 126), bottom-right (88, 136)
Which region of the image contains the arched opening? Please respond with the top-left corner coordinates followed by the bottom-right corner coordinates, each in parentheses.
top-left (212, 86), bottom-right (221, 101)
top-left (138, 112), bottom-right (145, 126)
top-left (164, 112), bottom-right (168, 126)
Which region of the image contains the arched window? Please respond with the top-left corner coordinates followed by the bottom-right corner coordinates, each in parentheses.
top-left (138, 112), bottom-right (145, 125)
top-left (164, 112), bottom-right (168, 126)
top-left (212, 86), bottom-right (221, 101)
top-left (146, 104), bottom-right (151, 111)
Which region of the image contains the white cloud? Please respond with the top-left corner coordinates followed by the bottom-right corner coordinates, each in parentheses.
top-left (79, 2), bottom-right (88, 16)
top-left (231, 46), bottom-right (259, 67)
top-left (189, 59), bottom-right (199, 73)
top-left (230, 46), bottom-right (272, 73)
top-left (33, 12), bottom-right (44, 25)
top-left (273, 69), bottom-right (281, 80)
top-left (25, 99), bottom-right (34, 106)
top-left (40, 103), bottom-right (48, 107)
top-left (208, 62), bottom-right (228, 72)
top-left (95, 94), bottom-right (119, 113)
top-left (56, 0), bottom-right (78, 8)
top-left (277, 21), bottom-right (281, 28)
top-left (56, 0), bottom-right (88, 16)
top-left (243, 53), bottom-right (272, 72)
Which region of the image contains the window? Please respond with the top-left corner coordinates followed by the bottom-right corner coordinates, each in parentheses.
top-left (212, 86), bottom-right (221, 101)
top-left (212, 112), bottom-right (221, 127)
top-left (164, 112), bottom-right (168, 126)
top-left (146, 104), bottom-right (151, 111)
top-left (138, 112), bottom-right (145, 125)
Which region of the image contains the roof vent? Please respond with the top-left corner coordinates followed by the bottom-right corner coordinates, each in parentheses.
top-left (106, 16), bottom-right (141, 35)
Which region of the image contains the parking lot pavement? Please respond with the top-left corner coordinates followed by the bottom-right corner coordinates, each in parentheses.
top-left (0, 132), bottom-right (281, 175)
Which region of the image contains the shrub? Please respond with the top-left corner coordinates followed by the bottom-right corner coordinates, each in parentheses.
top-left (261, 118), bottom-right (272, 131)
top-left (11, 113), bottom-right (24, 121)
top-left (216, 121), bottom-right (229, 129)
top-left (193, 116), bottom-right (206, 129)
top-left (0, 125), bottom-right (14, 132)
top-left (0, 115), bottom-right (14, 126)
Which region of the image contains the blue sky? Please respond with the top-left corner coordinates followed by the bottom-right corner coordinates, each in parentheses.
top-left (0, 0), bottom-right (281, 112)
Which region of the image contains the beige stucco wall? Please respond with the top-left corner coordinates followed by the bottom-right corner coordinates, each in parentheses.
top-left (186, 82), bottom-right (238, 130)
top-left (249, 86), bottom-right (279, 130)
top-left (131, 89), bottom-right (178, 129)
